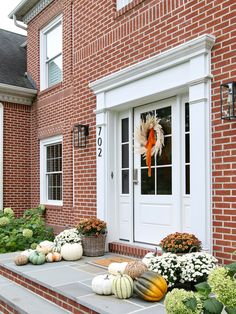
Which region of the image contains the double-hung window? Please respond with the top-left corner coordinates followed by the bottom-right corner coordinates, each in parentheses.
top-left (40, 135), bottom-right (63, 206)
top-left (117, 0), bottom-right (133, 10)
top-left (40, 15), bottom-right (62, 90)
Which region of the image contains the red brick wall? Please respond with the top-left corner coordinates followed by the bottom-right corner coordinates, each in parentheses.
top-left (3, 102), bottom-right (31, 215)
top-left (26, 0), bottom-right (236, 263)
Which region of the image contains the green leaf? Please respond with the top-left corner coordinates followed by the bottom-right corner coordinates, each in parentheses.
top-left (183, 297), bottom-right (197, 311)
top-left (225, 262), bottom-right (236, 277)
top-left (203, 298), bottom-right (223, 314)
top-left (225, 307), bottom-right (236, 314)
top-left (195, 282), bottom-right (211, 298)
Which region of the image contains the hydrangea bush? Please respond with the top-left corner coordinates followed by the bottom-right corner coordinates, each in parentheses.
top-left (0, 207), bottom-right (54, 253)
top-left (208, 266), bottom-right (236, 309)
top-left (164, 288), bottom-right (203, 314)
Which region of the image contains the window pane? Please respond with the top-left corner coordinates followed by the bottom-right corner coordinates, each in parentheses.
top-left (156, 106), bottom-right (171, 135)
top-left (48, 55), bottom-right (62, 87)
top-left (47, 173), bottom-right (62, 201)
top-left (186, 165), bottom-right (190, 195)
top-left (122, 170), bottom-right (129, 194)
top-left (141, 168), bottom-right (155, 195)
top-left (122, 144), bottom-right (129, 168)
top-left (185, 133), bottom-right (190, 163)
top-left (46, 23), bottom-right (62, 60)
top-left (156, 167), bottom-right (172, 195)
top-left (122, 118), bottom-right (129, 143)
top-left (157, 136), bottom-right (172, 165)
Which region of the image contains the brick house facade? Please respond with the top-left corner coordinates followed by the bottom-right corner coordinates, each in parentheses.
top-left (6, 0), bottom-right (236, 264)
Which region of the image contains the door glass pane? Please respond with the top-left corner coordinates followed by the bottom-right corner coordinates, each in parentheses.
top-left (185, 103), bottom-right (189, 132)
top-left (141, 169), bottom-right (155, 194)
top-left (141, 154), bottom-right (155, 167)
top-left (156, 106), bottom-right (171, 135)
top-left (185, 133), bottom-right (190, 163)
top-left (186, 165), bottom-right (190, 194)
top-left (157, 136), bottom-right (172, 165)
top-left (122, 118), bottom-right (129, 143)
top-left (156, 167), bottom-right (172, 195)
top-left (122, 170), bottom-right (129, 194)
top-left (122, 144), bottom-right (129, 168)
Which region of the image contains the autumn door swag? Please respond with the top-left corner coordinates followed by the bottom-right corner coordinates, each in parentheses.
top-left (135, 114), bottom-right (164, 177)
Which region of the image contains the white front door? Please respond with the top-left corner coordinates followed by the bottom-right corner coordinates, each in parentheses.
top-left (133, 97), bottom-right (190, 245)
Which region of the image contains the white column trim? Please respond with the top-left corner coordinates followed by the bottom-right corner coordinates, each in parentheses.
top-left (0, 103), bottom-right (3, 210)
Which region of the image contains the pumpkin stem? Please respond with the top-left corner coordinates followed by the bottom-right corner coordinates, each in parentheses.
top-left (105, 275), bottom-right (110, 280)
top-left (154, 247), bottom-right (158, 256)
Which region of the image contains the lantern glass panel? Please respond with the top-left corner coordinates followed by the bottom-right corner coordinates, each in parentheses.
top-left (221, 82), bottom-right (236, 119)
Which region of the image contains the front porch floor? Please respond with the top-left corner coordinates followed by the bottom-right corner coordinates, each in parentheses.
top-left (0, 252), bottom-right (166, 314)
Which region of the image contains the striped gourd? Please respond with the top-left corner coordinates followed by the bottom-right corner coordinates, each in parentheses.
top-left (112, 273), bottom-right (133, 299)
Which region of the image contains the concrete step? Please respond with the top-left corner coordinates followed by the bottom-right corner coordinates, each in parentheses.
top-left (0, 275), bottom-right (70, 314)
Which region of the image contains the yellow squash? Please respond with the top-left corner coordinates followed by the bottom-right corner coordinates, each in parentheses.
top-left (134, 271), bottom-right (167, 301)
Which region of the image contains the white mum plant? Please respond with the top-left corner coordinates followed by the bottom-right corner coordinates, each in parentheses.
top-left (143, 251), bottom-right (218, 287)
top-left (54, 228), bottom-right (81, 247)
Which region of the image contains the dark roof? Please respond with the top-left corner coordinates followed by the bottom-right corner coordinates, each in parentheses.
top-left (0, 29), bottom-right (35, 89)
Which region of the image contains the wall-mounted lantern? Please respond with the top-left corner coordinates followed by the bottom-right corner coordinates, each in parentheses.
top-left (73, 124), bottom-right (89, 148)
top-left (221, 81), bottom-right (236, 120)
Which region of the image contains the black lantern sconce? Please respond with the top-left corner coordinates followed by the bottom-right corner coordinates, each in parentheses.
top-left (220, 81), bottom-right (236, 120)
top-left (73, 124), bottom-right (89, 148)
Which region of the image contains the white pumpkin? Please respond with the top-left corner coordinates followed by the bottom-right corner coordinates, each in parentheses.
top-left (92, 274), bottom-right (114, 295)
top-left (112, 273), bottom-right (133, 299)
top-left (108, 262), bottom-right (128, 275)
top-left (39, 240), bottom-right (54, 252)
top-left (36, 244), bottom-right (51, 255)
top-left (21, 249), bottom-right (35, 258)
top-left (61, 243), bottom-right (83, 261)
top-left (142, 248), bottom-right (158, 267)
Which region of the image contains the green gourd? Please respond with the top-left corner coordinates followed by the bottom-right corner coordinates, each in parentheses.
top-left (112, 273), bottom-right (133, 299)
top-left (29, 251), bottom-right (46, 265)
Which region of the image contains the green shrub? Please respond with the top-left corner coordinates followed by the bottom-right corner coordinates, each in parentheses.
top-left (0, 206), bottom-right (54, 253)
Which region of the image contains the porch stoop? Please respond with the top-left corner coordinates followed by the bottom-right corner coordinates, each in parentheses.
top-left (108, 242), bottom-right (162, 258)
top-left (0, 275), bottom-right (70, 314)
top-left (0, 252), bottom-right (166, 314)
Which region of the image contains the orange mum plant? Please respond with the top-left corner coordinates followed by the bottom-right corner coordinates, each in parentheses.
top-left (77, 218), bottom-right (107, 236)
top-left (159, 232), bottom-right (202, 254)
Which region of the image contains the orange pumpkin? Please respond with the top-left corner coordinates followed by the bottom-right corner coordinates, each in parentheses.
top-left (46, 252), bottom-right (62, 262)
top-left (134, 271), bottom-right (167, 301)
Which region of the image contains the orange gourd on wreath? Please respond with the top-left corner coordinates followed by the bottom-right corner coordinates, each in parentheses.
top-left (134, 271), bottom-right (167, 302)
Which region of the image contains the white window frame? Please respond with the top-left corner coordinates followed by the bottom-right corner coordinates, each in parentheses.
top-left (40, 135), bottom-right (63, 206)
top-left (117, 0), bottom-right (133, 10)
top-left (40, 15), bottom-right (63, 91)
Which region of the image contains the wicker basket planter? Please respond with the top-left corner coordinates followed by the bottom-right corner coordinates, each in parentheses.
top-left (82, 234), bottom-right (106, 257)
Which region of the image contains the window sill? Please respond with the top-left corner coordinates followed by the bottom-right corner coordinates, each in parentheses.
top-left (45, 204), bottom-right (63, 210)
top-left (39, 82), bottom-right (62, 96)
top-left (114, 0), bottom-right (146, 18)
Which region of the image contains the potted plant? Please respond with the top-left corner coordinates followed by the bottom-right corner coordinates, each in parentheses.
top-left (53, 228), bottom-right (83, 261)
top-left (77, 218), bottom-right (107, 256)
top-left (159, 232), bottom-right (202, 254)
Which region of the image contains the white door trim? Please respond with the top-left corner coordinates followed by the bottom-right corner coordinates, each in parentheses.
top-left (0, 103), bottom-right (3, 210)
top-left (90, 34), bottom-right (215, 251)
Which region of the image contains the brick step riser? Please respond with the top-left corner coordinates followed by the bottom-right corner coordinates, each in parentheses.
top-left (0, 266), bottom-right (98, 314)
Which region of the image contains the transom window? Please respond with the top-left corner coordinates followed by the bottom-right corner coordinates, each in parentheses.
top-left (40, 15), bottom-right (62, 90)
top-left (40, 135), bottom-right (63, 206)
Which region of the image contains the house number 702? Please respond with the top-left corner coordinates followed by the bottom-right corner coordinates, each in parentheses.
top-left (97, 127), bottom-right (102, 157)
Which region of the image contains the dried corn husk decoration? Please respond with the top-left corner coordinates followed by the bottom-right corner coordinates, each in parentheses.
top-left (135, 114), bottom-right (164, 177)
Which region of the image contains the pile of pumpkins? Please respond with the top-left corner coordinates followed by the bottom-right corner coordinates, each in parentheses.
top-left (92, 260), bottom-right (168, 302)
top-left (14, 240), bottom-right (83, 266)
